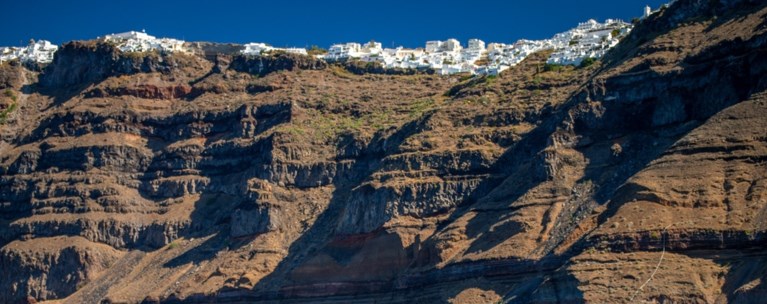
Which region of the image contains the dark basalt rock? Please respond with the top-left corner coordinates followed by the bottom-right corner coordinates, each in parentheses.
top-left (39, 41), bottom-right (179, 89)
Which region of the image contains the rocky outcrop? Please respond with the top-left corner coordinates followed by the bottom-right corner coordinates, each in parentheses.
top-left (0, 237), bottom-right (122, 303)
top-left (39, 41), bottom-right (197, 89)
top-left (341, 60), bottom-right (433, 75)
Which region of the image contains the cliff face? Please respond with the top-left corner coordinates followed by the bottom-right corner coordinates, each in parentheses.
top-left (1, 0), bottom-right (767, 303)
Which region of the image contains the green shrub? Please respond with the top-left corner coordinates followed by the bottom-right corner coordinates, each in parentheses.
top-left (579, 57), bottom-right (597, 68)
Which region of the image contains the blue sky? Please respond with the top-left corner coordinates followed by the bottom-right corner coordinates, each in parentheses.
top-left (1, 0), bottom-right (668, 48)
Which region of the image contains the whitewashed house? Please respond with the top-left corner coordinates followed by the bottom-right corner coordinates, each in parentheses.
top-left (103, 30), bottom-right (155, 41)
top-left (468, 39), bottom-right (486, 51)
top-left (283, 47), bottom-right (308, 55)
top-left (241, 43), bottom-right (307, 56)
top-left (242, 43), bottom-right (273, 55)
top-left (326, 42), bottom-right (362, 60)
top-left (361, 41), bottom-right (383, 54)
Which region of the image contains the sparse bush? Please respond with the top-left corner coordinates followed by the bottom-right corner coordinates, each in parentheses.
top-left (167, 241), bottom-right (180, 250)
top-left (543, 63), bottom-right (564, 72)
top-left (459, 74), bottom-right (474, 82)
top-left (483, 75), bottom-right (497, 86)
top-left (3, 89), bottom-right (16, 102)
top-left (306, 45), bottom-right (328, 56)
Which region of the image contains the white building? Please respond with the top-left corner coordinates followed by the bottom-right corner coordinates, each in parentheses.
top-left (326, 42), bottom-right (362, 60)
top-left (425, 38), bottom-right (463, 53)
top-left (468, 39), bottom-right (486, 51)
top-left (283, 47), bottom-right (308, 55)
top-left (242, 43), bottom-right (273, 55)
top-left (361, 41), bottom-right (383, 54)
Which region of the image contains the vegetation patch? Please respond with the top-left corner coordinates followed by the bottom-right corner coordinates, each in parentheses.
top-left (167, 241), bottom-right (181, 250)
top-left (543, 63), bottom-right (565, 72)
top-left (408, 98), bottom-right (436, 119)
top-left (0, 89), bottom-right (18, 124)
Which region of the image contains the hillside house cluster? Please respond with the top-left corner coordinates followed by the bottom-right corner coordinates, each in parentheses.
top-left (0, 40), bottom-right (58, 64)
top-left (323, 38), bottom-right (494, 75)
top-left (241, 43), bottom-right (308, 56)
top-left (319, 17), bottom-right (632, 75)
top-left (101, 30), bottom-right (186, 53)
top-left (0, 4), bottom-right (648, 71)
top-left (546, 18), bottom-right (631, 65)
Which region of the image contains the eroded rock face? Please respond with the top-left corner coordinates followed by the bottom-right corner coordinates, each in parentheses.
top-left (229, 52), bottom-right (328, 76)
top-left (0, 237), bottom-right (122, 303)
top-left (1, 0), bottom-right (767, 303)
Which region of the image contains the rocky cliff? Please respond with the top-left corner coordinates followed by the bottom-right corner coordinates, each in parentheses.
top-left (1, 0), bottom-right (767, 303)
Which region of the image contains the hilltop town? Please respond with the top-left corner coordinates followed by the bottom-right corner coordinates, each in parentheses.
top-left (0, 40), bottom-right (58, 65)
top-left (0, 6), bottom-right (656, 75)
